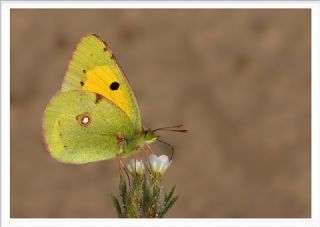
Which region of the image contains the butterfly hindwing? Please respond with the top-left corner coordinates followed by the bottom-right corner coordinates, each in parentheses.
top-left (43, 90), bottom-right (135, 164)
top-left (62, 34), bottom-right (142, 132)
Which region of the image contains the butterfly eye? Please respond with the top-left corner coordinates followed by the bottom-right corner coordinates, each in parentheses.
top-left (76, 113), bottom-right (91, 126)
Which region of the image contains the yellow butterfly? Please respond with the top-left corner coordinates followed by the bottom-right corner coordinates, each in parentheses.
top-left (42, 34), bottom-right (186, 164)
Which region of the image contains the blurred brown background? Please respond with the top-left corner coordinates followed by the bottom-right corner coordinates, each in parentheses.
top-left (10, 9), bottom-right (311, 218)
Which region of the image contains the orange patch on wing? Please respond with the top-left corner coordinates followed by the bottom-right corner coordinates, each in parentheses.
top-left (83, 66), bottom-right (131, 118)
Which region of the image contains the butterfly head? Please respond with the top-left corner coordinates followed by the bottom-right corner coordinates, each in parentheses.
top-left (143, 125), bottom-right (187, 160)
top-left (143, 124), bottom-right (187, 143)
top-left (144, 130), bottom-right (158, 144)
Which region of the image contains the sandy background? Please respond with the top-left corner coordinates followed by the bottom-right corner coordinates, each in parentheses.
top-left (10, 9), bottom-right (310, 218)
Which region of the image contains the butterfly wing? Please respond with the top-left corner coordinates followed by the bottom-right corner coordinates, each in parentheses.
top-left (62, 34), bottom-right (142, 133)
top-left (42, 90), bottom-right (135, 164)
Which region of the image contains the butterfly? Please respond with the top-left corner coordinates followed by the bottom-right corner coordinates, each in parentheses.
top-left (42, 34), bottom-right (186, 164)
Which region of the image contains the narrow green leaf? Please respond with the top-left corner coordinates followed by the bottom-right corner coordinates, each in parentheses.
top-left (131, 175), bottom-right (139, 191)
top-left (111, 194), bottom-right (122, 218)
top-left (158, 196), bottom-right (178, 218)
top-left (142, 180), bottom-right (151, 215)
top-left (119, 175), bottom-right (127, 197)
top-left (164, 185), bottom-right (176, 205)
top-left (119, 175), bottom-right (127, 216)
top-left (125, 195), bottom-right (137, 218)
top-left (130, 174), bottom-right (144, 217)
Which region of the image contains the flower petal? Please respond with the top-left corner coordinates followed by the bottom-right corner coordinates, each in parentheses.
top-left (136, 160), bottom-right (145, 174)
top-left (126, 163), bottom-right (133, 173)
top-left (158, 155), bottom-right (169, 169)
top-left (148, 154), bottom-right (171, 175)
top-left (149, 154), bottom-right (158, 169)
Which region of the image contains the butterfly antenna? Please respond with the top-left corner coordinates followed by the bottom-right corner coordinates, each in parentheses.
top-left (157, 138), bottom-right (175, 161)
top-left (153, 124), bottom-right (188, 133)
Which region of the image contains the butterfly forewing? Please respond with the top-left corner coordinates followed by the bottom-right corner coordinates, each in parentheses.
top-left (62, 34), bottom-right (142, 133)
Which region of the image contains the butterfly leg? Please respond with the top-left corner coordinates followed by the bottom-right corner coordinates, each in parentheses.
top-left (120, 158), bottom-right (131, 186)
top-left (116, 155), bottom-right (122, 174)
top-left (116, 155), bottom-right (131, 186)
top-left (116, 133), bottom-right (126, 155)
top-left (134, 152), bottom-right (137, 173)
top-left (144, 143), bottom-right (151, 160)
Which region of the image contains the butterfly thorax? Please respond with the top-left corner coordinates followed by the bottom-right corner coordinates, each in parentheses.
top-left (121, 130), bottom-right (157, 157)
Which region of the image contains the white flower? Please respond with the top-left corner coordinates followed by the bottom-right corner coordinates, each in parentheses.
top-left (148, 154), bottom-right (171, 175)
top-left (126, 159), bottom-right (145, 175)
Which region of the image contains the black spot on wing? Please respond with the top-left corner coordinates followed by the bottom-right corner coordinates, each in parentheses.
top-left (110, 81), bottom-right (120, 90)
top-left (83, 69), bottom-right (86, 73)
top-left (80, 81), bottom-right (84, 86)
top-left (95, 93), bottom-right (103, 104)
top-left (103, 47), bottom-right (107, 51)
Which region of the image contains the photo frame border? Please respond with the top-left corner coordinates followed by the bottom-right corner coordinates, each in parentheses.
top-left (1, 1), bottom-right (319, 227)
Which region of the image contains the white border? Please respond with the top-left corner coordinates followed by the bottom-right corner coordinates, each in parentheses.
top-left (311, 0), bottom-right (320, 223)
top-left (1, 1), bottom-right (319, 227)
top-left (1, 1), bottom-right (319, 9)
